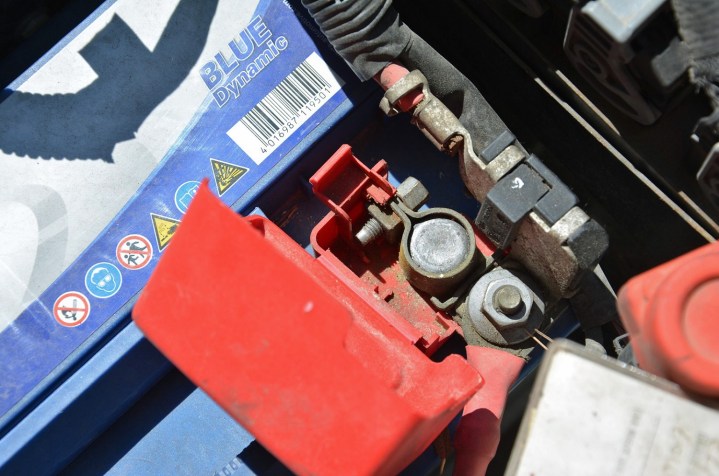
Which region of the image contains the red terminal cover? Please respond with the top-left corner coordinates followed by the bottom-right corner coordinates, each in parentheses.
top-left (309, 145), bottom-right (461, 353)
top-left (308, 145), bottom-right (496, 354)
top-left (454, 346), bottom-right (524, 476)
top-left (133, 182), bottom-right (481, 475)
top-left (618, 241), bottom-right (719, 397)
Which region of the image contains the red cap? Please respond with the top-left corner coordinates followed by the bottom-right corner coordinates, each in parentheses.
top-left (618, 242), bottom-right (719, 397)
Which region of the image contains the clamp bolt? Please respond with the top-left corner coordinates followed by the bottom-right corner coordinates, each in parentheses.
top-left (356, 218), bottom-right (383, 246)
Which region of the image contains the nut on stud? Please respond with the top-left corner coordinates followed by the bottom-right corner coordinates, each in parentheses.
top-left (466, 267), bottom-right (545, 346)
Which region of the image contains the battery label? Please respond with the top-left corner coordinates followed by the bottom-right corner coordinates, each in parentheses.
top-left (0, 0), bottom-right (358, 419)
top-left (228, 52), bottom-right (343, 164)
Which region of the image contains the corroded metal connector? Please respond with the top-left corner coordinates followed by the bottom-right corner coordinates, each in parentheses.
top-left (380, 70), bottom-right (608, 298)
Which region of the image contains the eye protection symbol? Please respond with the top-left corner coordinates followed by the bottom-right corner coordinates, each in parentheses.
top-left (85, 263), bottom-right (122, 298)
top-left (91, 268), bottom-right (117, 291)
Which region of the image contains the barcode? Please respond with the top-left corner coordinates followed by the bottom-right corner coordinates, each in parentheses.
top-left (227, 52), bottom-right (342, 165)
top-left (240, 62), bottom-right (329, 147)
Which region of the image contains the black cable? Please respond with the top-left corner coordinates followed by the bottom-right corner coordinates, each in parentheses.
top-left (301, 0), bottom-right (512, 153)
top-left (300, 0), bottom-right (410, 81)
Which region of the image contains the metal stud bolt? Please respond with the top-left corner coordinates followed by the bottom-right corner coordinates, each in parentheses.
top-left (493, 284), bottom-right (523, 315)
top-left (355, 218), bottom-right (383, 246)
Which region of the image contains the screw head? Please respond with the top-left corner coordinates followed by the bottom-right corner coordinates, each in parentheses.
top-left (493, 284), bottom-right (523, 315)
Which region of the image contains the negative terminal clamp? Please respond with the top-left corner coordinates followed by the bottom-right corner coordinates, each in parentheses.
top-left (379, 69), bottom-right (608, 299)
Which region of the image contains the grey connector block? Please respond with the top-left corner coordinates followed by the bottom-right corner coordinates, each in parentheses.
top-left (476, 164), bottom-right (549, 249)
top-left (526, 155), bottom-right (578, 225)
top-left (476, 155), bottom-right (580, 249)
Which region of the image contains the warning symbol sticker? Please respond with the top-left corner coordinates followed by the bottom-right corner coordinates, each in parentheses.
top-left (53, 291), bottom-right (91, 327)
top-left (116, 234), bottom-right (153, 270)
top-left (151, 213), bottom-right (180, 252)
top-left (85, 262), bottom-right (123, 298)
top-left (210, 158), bottom-right (248, 196)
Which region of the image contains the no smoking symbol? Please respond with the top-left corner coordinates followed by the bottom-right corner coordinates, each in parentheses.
top-left (116, 234), bottom-right (153, 270)
top-left (53, 291), bottom-right (91, 327)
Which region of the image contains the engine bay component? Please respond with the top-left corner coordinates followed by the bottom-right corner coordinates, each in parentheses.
top-left (466, 267), bottom-right (546, 346)
top-left (618, 240), bottom-right (719, 398)
top-left (564, 0), bottom-right (688, 124)
top-left (506, 340), bottom-right (719, 475)
top-left (379, 68), bottom-right (608, 299)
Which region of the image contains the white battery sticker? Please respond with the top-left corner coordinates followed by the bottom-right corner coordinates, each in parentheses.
top-left (508, 342), bottom-right (719, 476)
top-left (227, 51), bottom-right (343, 164)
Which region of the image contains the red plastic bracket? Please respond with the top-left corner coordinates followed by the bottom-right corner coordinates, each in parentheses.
top-left (132, 182), bottom-right (481, 475)
top-left (310, 144), bottom-right (395, 241)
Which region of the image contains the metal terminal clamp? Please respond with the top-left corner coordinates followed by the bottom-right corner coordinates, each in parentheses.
top-left (392, 201), bottom-right (482, 298)
top-left (380, 70), bottom-right (608, 299)
top-left (355, 176), bottom-right (430, 246)
top-left (380, 70), bottom-right (465, 155)
top-left (354, 175), bottom-right (482, 298)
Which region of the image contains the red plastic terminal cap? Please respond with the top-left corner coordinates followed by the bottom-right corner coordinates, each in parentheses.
top-left (618, 242), bottom-right (719, 397)
top-left (133, 183), bottom-right (481, 475)
top-left (648, 254), bottom-right (719, 394)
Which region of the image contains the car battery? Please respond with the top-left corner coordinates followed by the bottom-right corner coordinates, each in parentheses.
top-left (0, 0), bottom-right (602, 474)
top-left (0, 0), bottom-right (372, 473)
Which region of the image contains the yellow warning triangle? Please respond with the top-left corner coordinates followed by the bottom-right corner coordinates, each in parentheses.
top-left (211, 158), bottom-right (248, 196)
top-left (151, 213), bottom-right (181, 251)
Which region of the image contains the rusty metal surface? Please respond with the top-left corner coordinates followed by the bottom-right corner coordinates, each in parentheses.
top-left (395, 0), bottom-right (712, 293)
top-left (380, 68), bottom-right (606, 299)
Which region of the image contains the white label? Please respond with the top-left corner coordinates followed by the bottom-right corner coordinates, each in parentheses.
top-left (227, 52), bottom-right (342, 165)
top-left (511, 346), bottom-right (719, 476)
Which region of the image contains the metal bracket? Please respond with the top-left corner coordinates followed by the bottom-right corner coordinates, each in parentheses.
top-left (380, 70), bottom-right (607, 298)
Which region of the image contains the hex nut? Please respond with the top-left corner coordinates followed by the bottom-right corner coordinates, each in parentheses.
top-left (367, 203), bottom-right (402, 243)
top-left (397, 177), bottom-right (429, 211)
top-left (466, 267), bottom-right (545, 346)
